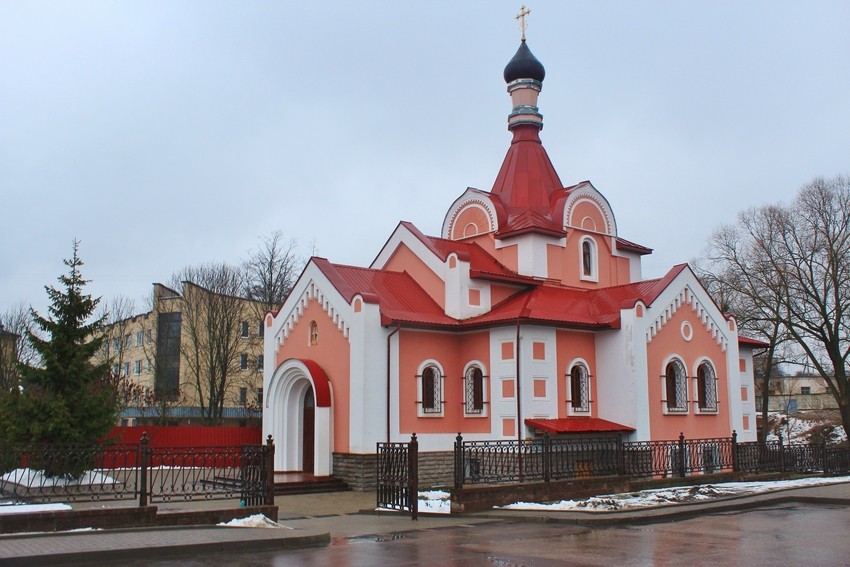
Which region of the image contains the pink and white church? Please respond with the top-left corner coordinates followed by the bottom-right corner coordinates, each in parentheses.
top-left (263, 38), bottom-right (761, 485)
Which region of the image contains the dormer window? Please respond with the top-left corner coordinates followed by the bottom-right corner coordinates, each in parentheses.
top-left (579, 236), bottom-right (598, 282)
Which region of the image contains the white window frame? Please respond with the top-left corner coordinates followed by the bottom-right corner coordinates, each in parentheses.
top-left (579, 236), bottom-right (599, 282)
top-left (417, 360), bottom-right (445, 417)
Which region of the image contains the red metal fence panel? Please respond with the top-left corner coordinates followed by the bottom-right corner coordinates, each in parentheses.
top-left (106, 426), bottom-right (262, 448)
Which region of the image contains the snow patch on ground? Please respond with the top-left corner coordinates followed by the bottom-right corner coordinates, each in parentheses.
top-left (1, 468), bottom-right (116, 486)
top-left (0, 502), bottom-right (72, 515)
top-left (766, 412), bottom-right (847, 444)
top-left (217, 514), bottom-right (290, 528)
top-left (499, 475), bottom-right (850, 512)
top-left (418, 490), bottom-right (451, 514)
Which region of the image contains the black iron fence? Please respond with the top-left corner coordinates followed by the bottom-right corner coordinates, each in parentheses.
top-left (0, 433), bottom-right (275, 507)
top-left (377, 434), bottom-right (419, 520)
top-left (454, 431), bottom-right (850, 489)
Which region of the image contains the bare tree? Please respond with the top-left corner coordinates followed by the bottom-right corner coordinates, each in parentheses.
top-left (171, 263), bottom-right (258, 425)
top-left (0, 301), bottom-right (39, 391)
top-left (95, 296), bottom-right (137, 380)
top-left (243, 231), bottom-right (303, 316)
top-left (701, 175), bottom-right (850, 440)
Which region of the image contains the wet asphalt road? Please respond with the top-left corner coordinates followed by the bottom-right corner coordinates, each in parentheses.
top-left (116, 502), bottom-right (850, 566)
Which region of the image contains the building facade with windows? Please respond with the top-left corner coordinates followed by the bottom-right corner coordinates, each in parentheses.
top-left (98, 282), bottom-right (266, 426)
top-left (263, 39), bottom-right (761, 483)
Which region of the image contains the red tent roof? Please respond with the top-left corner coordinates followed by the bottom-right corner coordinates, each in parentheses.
top-left (525, 417), bottom-right (635, 434)
top-left (490, 124), bottom-right (566, 237)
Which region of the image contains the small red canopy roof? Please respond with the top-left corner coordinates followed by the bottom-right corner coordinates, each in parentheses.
top-left (525, 417), bottom-right (635, 434)
top-left (738, 335), bottom-right (770, 349)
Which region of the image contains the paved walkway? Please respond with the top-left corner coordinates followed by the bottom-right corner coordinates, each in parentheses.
top-left (1, 482), bottom-right (848, 565)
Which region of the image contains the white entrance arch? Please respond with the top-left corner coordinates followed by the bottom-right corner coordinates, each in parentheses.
top-left (264, 358), bottom-right (333, 476)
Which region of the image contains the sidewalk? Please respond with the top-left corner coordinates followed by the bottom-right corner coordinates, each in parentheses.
top-left (1, 482), bottom-right (848, 565)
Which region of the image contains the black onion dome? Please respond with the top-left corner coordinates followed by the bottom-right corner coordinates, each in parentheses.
top-left (503, 40), bottom-right (545, 83)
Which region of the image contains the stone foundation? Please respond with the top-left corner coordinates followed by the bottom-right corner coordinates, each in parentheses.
top-left (332, 451), bottom-right (454, 491)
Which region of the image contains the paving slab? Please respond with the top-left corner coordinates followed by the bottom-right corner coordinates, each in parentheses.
top-left (0, 524), bottom-right (329, 566)
top-left (0, 481), bottom-right (848, 565)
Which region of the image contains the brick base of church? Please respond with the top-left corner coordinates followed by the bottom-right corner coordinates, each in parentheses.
top-left (332, 451), bottom-right (454, 491)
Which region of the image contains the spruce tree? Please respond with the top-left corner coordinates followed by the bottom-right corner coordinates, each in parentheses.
top-left (14, 241), bottom-right (119, 447)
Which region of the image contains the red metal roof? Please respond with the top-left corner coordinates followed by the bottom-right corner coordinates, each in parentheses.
top-left (525, 417), bottom-right (635, 434)
top-left (738, 335), bottom-right (770, 349)
top-left (616, 236), bottom-right (653, 255)
top-left (313, 258), bottom-right (454, 326)
top-left (490, 124), bottom-right (566, 237)
top-left (313, 257), bottom-right (691, 331)
top-left (463, 266), bottom-right (686, 329)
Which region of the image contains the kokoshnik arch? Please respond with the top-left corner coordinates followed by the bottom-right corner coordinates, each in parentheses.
top-left (262, 34), bottom-right (762, 488)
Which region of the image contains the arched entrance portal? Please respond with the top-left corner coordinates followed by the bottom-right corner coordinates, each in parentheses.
top-left (264, 359), bottom-right (333, 476)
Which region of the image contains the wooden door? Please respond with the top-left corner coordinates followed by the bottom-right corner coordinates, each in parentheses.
top-left (302, 387), bottom-right (315, 473)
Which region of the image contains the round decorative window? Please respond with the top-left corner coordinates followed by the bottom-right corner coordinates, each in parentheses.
top-left (681, 321), bottom-right (693, 342)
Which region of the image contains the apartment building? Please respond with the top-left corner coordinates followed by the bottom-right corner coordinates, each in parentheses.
top-left (97, 282), bottom-right (267, 426)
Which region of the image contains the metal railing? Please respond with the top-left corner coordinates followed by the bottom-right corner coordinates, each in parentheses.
top-left (377, 434), bottom-right (418, 520)
top-left (454, 431), bottom-right (850, 488)
top-left (1, 433), bottom-right (275, 507)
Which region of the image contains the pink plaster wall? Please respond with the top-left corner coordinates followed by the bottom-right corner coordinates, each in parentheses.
top-left (397, 330), bottom-right (491, 435)
top-left (646, 305), bottom-right (731, 441)
top-left (550, 230), bottom-right (632, 288)
top-left (383, 242), bottom-right (445, 309)
top-left (276, 299), bottom-right (352, 452)
top-left (555, 330), bottom-right (597, 418)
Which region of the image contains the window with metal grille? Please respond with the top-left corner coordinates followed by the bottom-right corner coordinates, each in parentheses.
top-left (464, 366), bottom-right (485, 414)
top-left (569, 363), bottom-right (590, 412)
top-left (420, 365), bottom-right (442, 414)
top-left (665, 359), bottom-right (688, 412)
top-left (697, 361), bottom-right (718, 411)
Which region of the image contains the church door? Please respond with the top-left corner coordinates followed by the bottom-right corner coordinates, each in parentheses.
top-left (302, 387), bottom-right (315, 473)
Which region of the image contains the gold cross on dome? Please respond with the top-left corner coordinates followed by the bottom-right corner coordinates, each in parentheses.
top-left (515, 4), bottom-right (531, 41)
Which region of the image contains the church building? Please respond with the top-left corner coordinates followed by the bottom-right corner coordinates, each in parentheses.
top-left (263, 36), bottom-right (760, 487)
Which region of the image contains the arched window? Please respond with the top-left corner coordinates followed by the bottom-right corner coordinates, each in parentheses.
top-left (420, 365), bottom-right (443, 415)
top-left (665, 359), bottom-right (688, 412)
top-left (580, 237), bottom-right (598, 281)
top-left (569, 363), bottom-right (590, 412)
top-left (464, 365), bottom-right (485, 415)
top-left (697, 361), bottom-right (718, 412)
top-left (309, 321), bottom-right (318, 346)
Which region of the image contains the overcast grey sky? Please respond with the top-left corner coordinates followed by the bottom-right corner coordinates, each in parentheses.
top-left (2, 1), bottom-right (849, 318)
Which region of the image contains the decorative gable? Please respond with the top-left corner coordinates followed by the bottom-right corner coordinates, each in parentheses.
top-left (273, 279), bottom-right (351, 355)
top-left (645, 286), bottom-right (728, 352)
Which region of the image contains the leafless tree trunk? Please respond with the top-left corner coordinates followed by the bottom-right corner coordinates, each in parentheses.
top-left (0, 302), bottom-right (39, 391)
top-left (172, 264), bottom-right (254, 426)
top-left (701, 175), bottom-right (850, 441)
top-left (95, 296), bottom-right (136, 379)
top-left (243, 231), bottom-right (303, 316)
